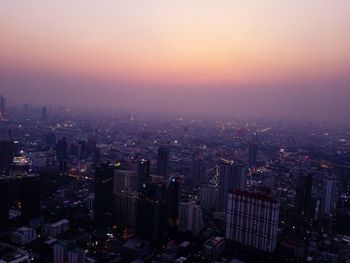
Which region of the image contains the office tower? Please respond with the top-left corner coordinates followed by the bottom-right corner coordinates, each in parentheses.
top-left (136, 182), bottom-right (167, 246)
top-left (157, 146), bottom-right (169, 178)
top-left (56, 138), bottom-right (68, 172)
top-left (53, 241), bottom-right (85, 263)
top-left (114, 170), bottom-right (139, 192)
top-left (21, 174), bottom-right (41, 225)
top-left (0, 177), bottom-right (9, 232)
top-left (165, 177), bottom-right (180, 236)
top-left (0, 95), bottom-right (5, 118)
top-left (200, 186), bottom-right (218, 210)
top-left (192, 157), bottom-right (204, 184)
top-left (295, 169), bottom-right (313, 218)
top-left (114, 190), bottom-right (138, 226)
top-left (226, 190), bottom-right (280, 253)
top-left (42, 106), bottom-right (47, 121)
top-left (179, 202), bottom-right (204, 235)
top-left (248, 143), bottom-right (258, 167)
top-left (138, 159), bottom-right (150, 188)
top-left (218, 160), bottom-right (247, 211)
top-left (94, 162), bottom-right (115, 228)
top-left (0, 140), bottom-right (14, 176)
top-left (46, 132), bottom-right (56, 149)
top-left (320, 177), bottom-right (337, 216)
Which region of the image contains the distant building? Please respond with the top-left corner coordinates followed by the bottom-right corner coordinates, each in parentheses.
top-left (0, 140), bottom-right (14, 176)
top-left (248, 143), bottom-right (258, 167)
top-left (94, 162), bottom-right (115, 229)
top-left (202, 237), bottom-right (225, 258)
top-left (138, 159), bottom-right (150, 188)
top-left (157, 146), bottom-right (169, 178)
top-left (44, 219), bottom-right (70, 237)
top-left (114, 190), bottom-right (138, 226)
top-left (320, 177), bottom-right (337, 216)
top-left (0, 95), bottom-right (6, 118)
top-left (11, 226), bottom-right (37, 245)
top-left (21, 174), bottom-right (41, 226)
top-left (53, 241), bottom-right (85, 263)
top-left (0, 177), bottom-right (9, 232)
top-left (192, 157), bottom-right (204, 184)
top-left (42, 106), bottom-right (47, 121)
top-left (226, 190), bottom-right (279, 253)
top-left (136, 182), bottom-right (167, 246)
top-left (295, 168), bottom-right (313, 218)
top-left (200, 186), bottom-right (218, 210)
top-left (165, 177), bottom-right (180, 236)
top-left (218, 160), bottom-right (247, 211)
top-left (179, 202), bottom-right (204, 235)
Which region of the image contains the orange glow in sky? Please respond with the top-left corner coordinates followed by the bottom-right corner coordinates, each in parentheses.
top-left (1, 0), bottom-right (349, 87)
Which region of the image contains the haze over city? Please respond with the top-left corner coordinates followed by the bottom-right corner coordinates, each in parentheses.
top-left (1, 0), bottom-right (350, 121)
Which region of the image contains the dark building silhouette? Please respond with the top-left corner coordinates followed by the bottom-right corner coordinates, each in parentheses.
top-left (0, 140), bottom-right (14, 176)
top-left (42, 106), bottom-right (47, 121)
top-left (138, 159), bottom-right (150, 188)
top-left (295, 169), bottom-right (313, 218)
top-left (0, 95), bottom-right (5, 118)
top-left (94, 162), bottom-right (115, 229)
top-left (0, 177), bottom-right (9, 232)
top-left (249, 143), bottom-right (258, 167)
top-left (136, 182), bottom-right (167, 246)
top-left (21, 174), bottom-right (41, 225)
top-left (157, 146), bottom-right (169, 178)
top-left (165, 177), bottom-right (180, 237)
top-left (192, 157), bottom-right (204, 184)
top-left (46, 132), bottom-right (56, 149)
top-left (56, 138), bottom-right (68, 172)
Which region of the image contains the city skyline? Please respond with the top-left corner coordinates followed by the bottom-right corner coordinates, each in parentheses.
top-left (1, 1), bottom-right (350, 121)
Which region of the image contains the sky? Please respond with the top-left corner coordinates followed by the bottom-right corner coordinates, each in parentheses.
top-left (0, 0), bottom-right (349, 120)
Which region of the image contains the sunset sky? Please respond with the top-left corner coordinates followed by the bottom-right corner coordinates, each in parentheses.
top-left (1, 0), bottom-right (349, 120)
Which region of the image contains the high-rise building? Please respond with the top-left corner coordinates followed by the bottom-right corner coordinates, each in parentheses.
top-left (179, 202), bottom-right (204, 235)
top-left (157, 146), bottom-right (169, 178)
top-left (53, 240), bottom-right (85, 263)
top-left (0, 140), bottom-right (14, 176)
top-left (218, 160), bottom-right (247, 211)
top-left (136, 182), bottom-right (167, 246)
top-left (295, 168), bottom-right (313, 218)
top-left (138, 159), bottom-right (150, 188)
top-left (200, 186), bottom-right (218, 210)
top-left (42, 106), bottom-right (47, 122)
top-left (248, 143), bottom-right (258, 167)
top-left (226, 190), bottom-right (280, 253)
top-left (114, 170), bottom-right (139, 192)
top-left (165, 177), bottom-right (180, 236)
top-left (192, 157), bottom-right (204, 184)
top-left (21, 174), bottom-right (41, 225)
top-left (0, 177), bottom-right (9, 232)
top-left (114, 190), bottom-right (138, 227)
top-left (0, 95), bottom-right (6, 118)
top-left (94, 162), bottom-right (115, 228)
top-left (320, 177), bottom-right (337, 216)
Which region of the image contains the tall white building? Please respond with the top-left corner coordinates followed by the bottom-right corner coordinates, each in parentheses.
top-left (320, 178), bottom-right (337, 216)
top-left (218, 160), bottom-right (247, 211)
top-left (226, 190), bottom-right (279, 253)
top-left (179, 202), bottom-right (204, 235)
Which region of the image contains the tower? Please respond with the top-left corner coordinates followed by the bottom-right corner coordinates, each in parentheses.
top-left (21, 174), bottom-right (41, 225)
top-left (157, 146), bottom-right (169, 178)
top-left (0, 177), bottom-right (9, 232)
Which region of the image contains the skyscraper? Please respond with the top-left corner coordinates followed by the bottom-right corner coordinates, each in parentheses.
top-left (136, 182), bottom-right (167, 246)
top-left (192, 157), bottom-right (204, 184)
top-left (42, 106), bottom-right (47, 122)
top-left (320, 177), bottom-right (337, 216)
top-left (218, 160), bottom-right (247, 212)
top-left (295, 168), bottom-right (313, 218)
top-left (226, 190), bottom-right (280, 253)
top-left (0, 177), bottom-right (9, 232)
top-left (138, 159), bottom-right (150, 189)
top-left (114, 190), bottom-right (138, 227)
top-left (0, 140), bottom-right (14, 176)
top-left (94, 162), bottom-right (115, 228)
top-left (179, 202), bottom-right (204, 235)
top-left (0, 95), bottom-right (6, 118)
top-left (21, 174), bottom-right (41, 226)
top-left (248, 143), bottom-right (258, 167)
top-left (157, 146), bottom-right (169, 178)
top-left (165, 177), bottom-right (180, 236)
